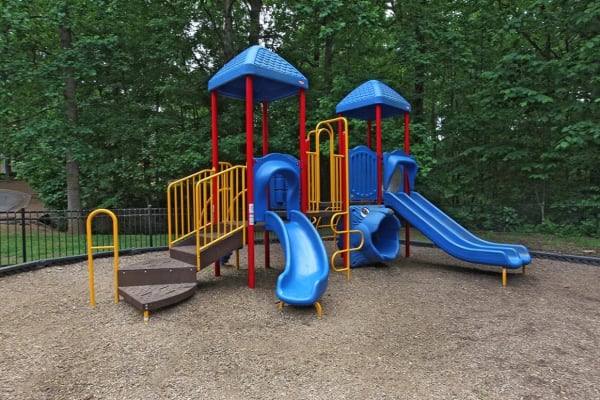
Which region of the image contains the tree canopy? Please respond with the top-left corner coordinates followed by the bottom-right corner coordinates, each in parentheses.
top-left (1, 0), bottom-right (598, 235)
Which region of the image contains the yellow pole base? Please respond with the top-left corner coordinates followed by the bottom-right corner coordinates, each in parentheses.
top-left (143, 310), bottom-right (150, 324)
top-left (314, 301), bottom-right (323, 317)
top-left (278, 301), bottom-right (323, 317)
top-left (502, 268), bottom-right (507, 287)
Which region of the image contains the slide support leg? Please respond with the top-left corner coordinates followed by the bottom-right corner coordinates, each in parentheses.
top-left (143, 310), bottom-right (150, 324)
top-left (502, 268), bottom-right (507, 287)
top-left (314, 301), bottom-right (323, 317)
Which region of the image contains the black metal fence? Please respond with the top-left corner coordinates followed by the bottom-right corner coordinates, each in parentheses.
top-left (0, 207), bottom-right (169, 268)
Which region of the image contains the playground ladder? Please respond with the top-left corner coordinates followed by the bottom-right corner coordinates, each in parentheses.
top-left (305, 117), bottom-right (361, 279)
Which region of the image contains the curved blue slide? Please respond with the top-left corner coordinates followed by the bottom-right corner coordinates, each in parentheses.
top-left (265, 210), bottom-right (329, 306)
top-left (384, 191), bottom-right (527, 269)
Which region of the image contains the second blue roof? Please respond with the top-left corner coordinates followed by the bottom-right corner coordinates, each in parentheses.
top-left (336, 80), bottom-right (411, 120)
top-left (208, 45), bottom-right (309, 102)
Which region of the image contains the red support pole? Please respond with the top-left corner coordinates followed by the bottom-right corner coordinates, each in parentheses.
top-left (404, 113), bottom-right (410, 155)
top-left (337, 116), bottom-right (343, 154)
top-left (211, 91), bottom-right (219, 171)
top-left (262, 101), bottom-right (269, 154)
top-left (299, 88), bottom-right (308, 213)
top-left (262, 101), bottom-right (270, 269)
top-left (211, 91), bottom-right (221, 277)
top-left (404, 112), bottom-right (411, 258)
top-left (246, 76), bottom-right (255, 288)
top-left (376, 104), bottom-right (383, 204)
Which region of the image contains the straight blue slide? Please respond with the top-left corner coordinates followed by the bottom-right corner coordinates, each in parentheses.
top-left (384, 191), bottom-right (527, 269)
top-left (409, 192), bottom-right (531, 265)
top-left (264, 210), bottom-right (329, 306)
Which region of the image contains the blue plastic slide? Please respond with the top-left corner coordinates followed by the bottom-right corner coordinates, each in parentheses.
top-left (383, 191), bottom-right (527, 269)
top-left (264, 210), bottom-right (329, 306)
top-left (409, 192), bottom-right (531, 265)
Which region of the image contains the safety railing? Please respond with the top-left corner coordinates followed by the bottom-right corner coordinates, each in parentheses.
top-left (86, 209), bottom-right (120, 308)
top-left (305, 117), bottom-right (352, 274)
top-left (306, 118), bottom-right (348, 212)
top-left (167, 168), bottom-right (215, 247)
top-left (166, 162), bottom-right (234, 248)
top-left (194, 165), bottom-right (247, 269)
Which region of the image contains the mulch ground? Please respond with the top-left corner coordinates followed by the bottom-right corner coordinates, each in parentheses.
top-left (1, 243), bottom-right (599, 400)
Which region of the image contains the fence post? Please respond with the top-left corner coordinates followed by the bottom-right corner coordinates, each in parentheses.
top-left (20, 207), bottom-right (27, 263)
top-left (147, 204), bottom-right (153, 248)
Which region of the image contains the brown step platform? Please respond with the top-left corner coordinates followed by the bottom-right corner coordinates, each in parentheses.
top-left (118, 283), bottom-right (197, 311)
top-left (117, 257), bottom-right (197, 314)
top-left (118, 257), bottom-right (196, 286)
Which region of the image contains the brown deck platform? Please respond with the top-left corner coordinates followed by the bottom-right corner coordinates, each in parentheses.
top-left (117, 257), bottom-right (197, 313)
top-left (169, 229), bottom-right (244, 268)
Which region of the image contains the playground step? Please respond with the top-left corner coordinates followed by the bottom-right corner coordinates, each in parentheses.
top-left (170, 229), bottom-right (244, 268)
top-left (118, 257), bottom-right (196, 287)
top-left (118, 283), bottom-right (197, 312)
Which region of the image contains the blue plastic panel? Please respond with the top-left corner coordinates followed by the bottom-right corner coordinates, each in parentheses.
top-left (383, 150), bottom-right (419, 193)
top-left (253, 153), bottom-right (300, 222)
top-left (348, 146), bottom-right (378, 201)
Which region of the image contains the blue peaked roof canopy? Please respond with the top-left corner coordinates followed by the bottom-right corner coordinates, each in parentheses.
top-left (208, 45), bottom-right (309, 103)
top-left (335, 80), bottom-right (411, 120)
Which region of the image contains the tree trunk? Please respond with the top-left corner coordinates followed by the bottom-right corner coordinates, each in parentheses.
top-left (223, 0), bottom-right (235, 61)
top-left (247, 0), bottom-right (262, 46)
top-left (413, 23), bottom-right (426, 123)
top-left (60, 10), bottom-right (83, 233)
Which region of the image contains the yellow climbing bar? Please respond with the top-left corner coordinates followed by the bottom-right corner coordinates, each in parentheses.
top-left (86, 209), bottom-right (120, 308)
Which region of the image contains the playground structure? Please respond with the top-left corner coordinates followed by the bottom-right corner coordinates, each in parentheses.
top-left (87, 45), bottom-right (531, 322)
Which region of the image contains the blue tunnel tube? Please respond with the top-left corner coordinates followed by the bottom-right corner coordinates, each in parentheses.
top-left (338, 205), bottom-right (401, 267)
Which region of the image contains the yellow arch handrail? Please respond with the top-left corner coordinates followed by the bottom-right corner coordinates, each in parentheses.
top-left (306, 117), bottom-right (352, 276)
top-left (86, 209), bottom-right (119, 308)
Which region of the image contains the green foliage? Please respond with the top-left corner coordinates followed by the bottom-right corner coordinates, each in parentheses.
top-left (1, 0), bottom-right (597, 236)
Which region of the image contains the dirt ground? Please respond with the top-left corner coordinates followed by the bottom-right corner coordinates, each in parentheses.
top-left (1, 243), bottom-right (599, 400)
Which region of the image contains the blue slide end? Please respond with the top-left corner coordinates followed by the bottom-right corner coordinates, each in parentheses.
top-left (384, 191), bottom-right (528, 269)
top-left (265, 210), bottom-right (329, 306)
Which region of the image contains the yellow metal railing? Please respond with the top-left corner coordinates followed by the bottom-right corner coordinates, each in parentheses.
top-left (306, 117), bottom-right (356, 277)
top-left (166, 162), bottom-right (233, 247)
top-left (86, 209), bottom-right (119, 308)
top-left (167, 163), bottom-right (246, 271)
top-left (306, 118), bottom-right (348, 213)
top-left (194, 165), bottom-right (247, 269)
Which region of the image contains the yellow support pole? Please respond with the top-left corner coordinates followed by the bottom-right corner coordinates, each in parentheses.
top-left (314, 301), bottom-right (323, 317)
top-left (86, 209), bottom-right (120, 308)
top-left (502, 267), bottom-right (507, 287)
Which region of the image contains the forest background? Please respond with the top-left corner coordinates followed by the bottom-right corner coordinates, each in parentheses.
top-left (1, 0), bottom-right (598, 237)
